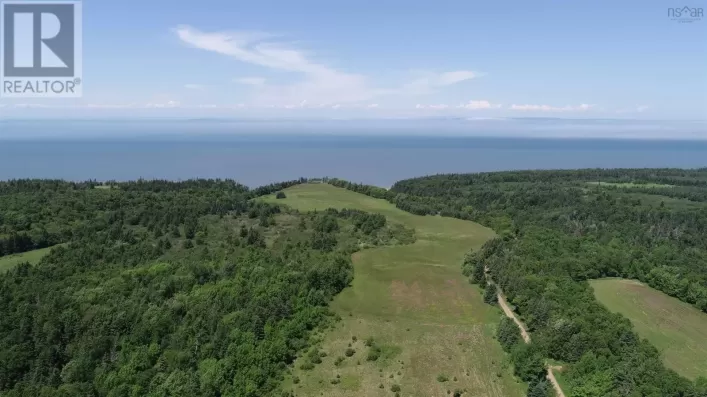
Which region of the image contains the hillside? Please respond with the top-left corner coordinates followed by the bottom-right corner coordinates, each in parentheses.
top-left (0, 179), bottom-right (410, 396)
top-left (263, 184), bottom-right (524, 397)
top-left (379, 169), bottom-right (707, 396)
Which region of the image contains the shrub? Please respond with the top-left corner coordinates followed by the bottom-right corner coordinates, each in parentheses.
top-left (483, 284), bottom-right (498, 304)
top-left (437, 374), bottom-right (449, 382)
top-left (276, 191), bottom-right (287, 199)
top-left (344, 348), bottom-right (355, 357)
top-left (391, 384), bottom-right (401, 392)
top-left (366, 348), bottom-right (381, 361)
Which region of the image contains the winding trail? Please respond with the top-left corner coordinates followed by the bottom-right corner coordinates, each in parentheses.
top-left (486, 267), bottom-right (567, 397)
top-left (496, 291), bottom-right (531, 343)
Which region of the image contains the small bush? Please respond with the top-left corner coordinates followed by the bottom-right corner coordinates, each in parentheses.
top-left (344, 348), bottom-right (355, 357)
top-left (334, 356), bottom-right (345, 366)
top-left (276, 191), bottom-right (287, 199)
top-left (437, 374), bottom-right (449, 382)
top-left (300, 362), bottom-right (315, 371)
top-left (391, 384), bottom-right (401, 392)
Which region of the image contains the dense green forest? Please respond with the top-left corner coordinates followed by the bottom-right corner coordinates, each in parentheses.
top-left (329, 169), bottom-right (707, 396)
top-left (0, 178), bottom-right (412, 397)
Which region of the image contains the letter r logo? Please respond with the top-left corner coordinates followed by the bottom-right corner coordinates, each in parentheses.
top-left (2, 2), bottom-right (76, 77)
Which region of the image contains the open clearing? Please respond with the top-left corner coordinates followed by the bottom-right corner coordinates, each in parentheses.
top-left (263, 184), bottom-right (524, 397)
top-left (587, 181), bottom-right (674, 188)
top-left (0, 246), bottom-right (54, 273)
top-left (591, 278), bottom-right (707, 380)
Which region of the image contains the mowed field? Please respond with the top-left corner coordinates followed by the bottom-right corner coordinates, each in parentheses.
top-left (591, 278), bottom-right (707, 380)
top-left (262, 184), bottom-right (524, 397)
top-left (0, 246), bottom-right (54, 273)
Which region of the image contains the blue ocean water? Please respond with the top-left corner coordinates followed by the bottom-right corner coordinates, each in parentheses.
top-left (1, 120), bottom-right (706, 187)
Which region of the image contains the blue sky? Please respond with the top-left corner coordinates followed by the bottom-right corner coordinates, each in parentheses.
top-left (1, 0), bottom-right (706, 120)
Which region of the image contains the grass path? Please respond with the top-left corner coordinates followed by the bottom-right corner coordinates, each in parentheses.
top-left (0, 246), bottom-right (55, 273)
top-left (263, 184), bottom-right (525, 397)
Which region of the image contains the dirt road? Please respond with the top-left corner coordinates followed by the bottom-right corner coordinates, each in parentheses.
top-left (496, 291), bottom-right (531, 343)
top-left (492, 280), bottom-right (566, 397)
top-left (547, 366), bottom-right (566, 397)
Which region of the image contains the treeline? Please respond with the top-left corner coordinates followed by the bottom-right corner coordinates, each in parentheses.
top-left (0, 178), bottom-right (309, 258)
top-left (0, 179), bottom-right (403, 396)
top-left (390, 170), bottom-right (707, 313)
top-left (467, 236), bottom-right (707, 397)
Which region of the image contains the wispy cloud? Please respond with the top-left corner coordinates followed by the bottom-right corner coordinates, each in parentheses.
top-left (174, 25), bottom-right (385, 105)
top-left (184, 84), bottom-right (206, 90)
top-left (415, 100), bottom-right (501, 110)
top-left (404, 71), bottom-right (478, 94)
top-left (416, 104), bottom-right (450, 109)
top-left (233, 77), bottom-right (266, 86)
top-left (173, 25), bottom-right (478, 106)
top-left (145, 100), bottom-right (181, 109)
top-left (510, 103), bottom-right (594, 112)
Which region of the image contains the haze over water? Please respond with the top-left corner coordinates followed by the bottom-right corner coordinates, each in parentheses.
top-left (1, 119), bottom-right (706, 187)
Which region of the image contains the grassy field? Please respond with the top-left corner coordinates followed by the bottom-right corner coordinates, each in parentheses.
top-left (262, 184), bottom-right (524, 397)
top-left (0, 246), bottom-right (54, 273)
top-left (591, 278), bottom-right (707, 380)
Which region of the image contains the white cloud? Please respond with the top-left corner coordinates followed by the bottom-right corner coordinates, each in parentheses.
top-left (175, 25), bottom-right (386, 106)
top-left (145, 100), bottom-right (181, 109)
top-left (510, 103), bottom-right (594, 112)
top-left (174, 26), bottom-right (479, 106)
top-left (457, 100), bottom-right (501, 110)
top-left (415, 100), bottom-right (499, 110)
top-left (233, 77), bottom-right (266, 85)
top-left (184, 84), bottom-right (206, 90)
top-left (367, 104), bottom-right (379, 108)
top-left (616, 105), bottom-right (650, 114)
top-left (416, 104), bottom-right (450, 109)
